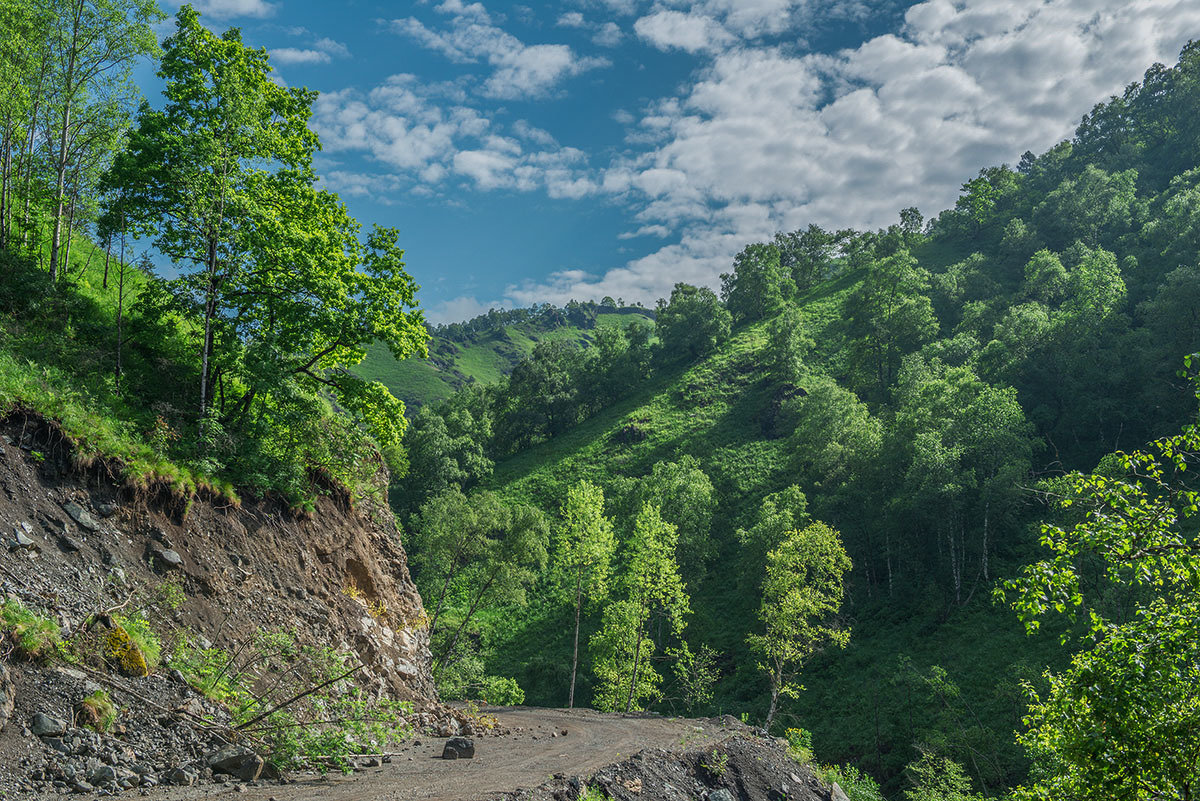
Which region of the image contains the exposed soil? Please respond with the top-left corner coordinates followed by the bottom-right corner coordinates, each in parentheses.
top-left (123, 707), bottom-right (832, 801)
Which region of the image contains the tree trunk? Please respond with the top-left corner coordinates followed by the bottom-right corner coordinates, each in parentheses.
top-left (49, 0), bottom-right (82, 282)
top-left (115, 221), bottom-right (126, 394)
top-left (981, 501), bottom-right (990, 581)
top-left (199, 235), bottom-right (218, 427)
top-left (434, 571), bottom-right (496, 674)
top-left (1, 109), bottom-right (11, 248)
top-left (102, 242), bottom-right (110, 288)
top-left (568, 574), bottom-right (582, 709)
top-left (625, 612), bottom-right (646, 713)
top-left (765, 664), bottom-right (781, 730)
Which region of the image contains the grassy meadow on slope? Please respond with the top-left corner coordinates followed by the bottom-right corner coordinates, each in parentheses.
top-left (356, 307), bottom-right (656, 409)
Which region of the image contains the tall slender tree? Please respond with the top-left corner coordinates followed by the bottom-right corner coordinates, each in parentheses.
top-left (556, 480), bottom-right (616, 708)
top-left (44, 0), bottom-right (160, 280)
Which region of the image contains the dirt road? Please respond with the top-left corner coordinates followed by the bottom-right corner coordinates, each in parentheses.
top-left (146, 707), bottom-right (736, 801)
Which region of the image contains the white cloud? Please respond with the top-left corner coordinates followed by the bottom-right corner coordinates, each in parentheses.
top-left (393, 1), bottom-right (609, 99)
top-left (618, 224), bottom-right (671, 239)
top-left (270, 36), bottom-right (350, 65)
top-left (427, 295), bottom-right (508, 325)
top-left (557, 11), bottom-right (587, 28)
top-left (593, 22), bottom-right (623, 47)
top-left (508, 0), bottom-right (1200, 308)
top-left (634, 10), bottom-right (733, 54)
top-left (186, 0), bottom-right (275, 19)
top-left (313, 75), bottom-right (602, 197)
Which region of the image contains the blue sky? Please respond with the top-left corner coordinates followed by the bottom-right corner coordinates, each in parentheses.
top-left (154, 0), bottom-right (1200, 323)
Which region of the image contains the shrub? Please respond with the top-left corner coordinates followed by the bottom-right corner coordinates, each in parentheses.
top-left (112, 613), bottom-right (161, 670)
top-left (75, 690), bottom-right (117, 732)
top-left (103, 626), bottom-right (149, 677)
top-left (818, 764), bottom-right (887, 801)
top-left (0, 598), bottom-right (61, 660)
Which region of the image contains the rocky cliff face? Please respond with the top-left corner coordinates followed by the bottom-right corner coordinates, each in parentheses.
top-left (0, 411), bottom-right (438, 709)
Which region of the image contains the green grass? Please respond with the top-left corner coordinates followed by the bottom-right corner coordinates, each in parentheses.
top-left (355, 310), bottom-right (655, 410)
top-left (0, 598), bottom-right (62, 660)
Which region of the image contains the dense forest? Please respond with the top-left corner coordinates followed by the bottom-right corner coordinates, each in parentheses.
top-left (392, 43), bottom-right (1200, 800)
top-left (2, 1), bottom-right (1200, 799)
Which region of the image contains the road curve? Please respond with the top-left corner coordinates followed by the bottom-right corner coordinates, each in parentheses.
top-left (152, 707), bottom-right (736, 801)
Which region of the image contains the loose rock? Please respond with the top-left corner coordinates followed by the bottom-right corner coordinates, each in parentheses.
top-left (207, 746), bottom-right (265, 782)
top-left (61, 502), bottom-right (100, 533)
top-left (442, 737), bottom-right (475, 760)
top-left (30, 713), bottom-right (68, 737)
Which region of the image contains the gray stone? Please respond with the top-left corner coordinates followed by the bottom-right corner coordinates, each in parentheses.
top-left (207, 746), bottom-right (264, 781)
top-left (709, 790), bottom-right (735, 801)
top-left (70, 780), bottom-right (93, 793)
top-left (13, 530), bottom-right (36, 549)
top-left (149, 544), bottom-right (183, 569)
top-left (441, 737), bottom-right (475, 759)
top-left (30, 713), bottom-right (68, 737)
top-left (96, 503), bottom-right (118, 518)
top-left (88, 765), bottom-right (118, 785)
top-left (165, 767), bottom-right (197, 786)
top-left (831, 782), bottom-right (850, 801)
top-left (57, 534), bottom-right (83, 553)
top-left (0, 663), bottom-right (13, 731)
top-left (61, 502), bottom-right (100, 532)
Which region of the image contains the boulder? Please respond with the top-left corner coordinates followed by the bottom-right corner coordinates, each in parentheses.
top-left (88, 765), bottom-right (118, 786)
top-left (709, 790), bottom-right (735, 801)
top-left (148, 543), bottom-right (184, 570)
top-left (165, 767), bottom-right (198, 786)
top-left (61, 502), bottom-right (100, 532)
top-left (30, 712), bottom-right (68, 737)
top-left (831, 782), bottom-right (850, 801)
top-left (441, 737), bottom-right (475, 760)
top-left (207, 746), bottom-right (264, 781)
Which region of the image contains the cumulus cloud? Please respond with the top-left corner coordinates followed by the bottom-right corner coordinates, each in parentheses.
top-left (312, 75), bottom-right (602, 197)
top-left (507, 0), bottom-right (1200, 308)
top-left (634, 10), bottom-right (733, 53)
top-left (427, 295), bottom-right (509, 325)
top-left (593, 22), bottom-right (624, 47)
top-left (269, 37), bottom-right (350, 65)
top-left (393, 1), bottom-right (609, 99)
top-left (183, 0), bottom-right (275, 19)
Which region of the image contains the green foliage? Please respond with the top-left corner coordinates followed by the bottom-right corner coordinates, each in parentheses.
top-left (556, 480), bottom-right (617, 706)
top-left (170, 630), bottom-right (412, 771)
top-left (655, 283), bottom-right (732, 360)
top-left (0, 598), bottom-right (62, 660)
top-left (1000, 423), bottom-right (1200, 801)
top-left (903, 751), bottom-right (983, 801)
top-left (76, 690), bottom-right (117, 732)
top-left (578, 785), bottom-right (610, 801)
top-left (409, 487), bottom-right (549, 674)
top-left (112, 612), bottom-right (161, 670)
top-left (749, 522), bottom-right (851, 728)
top-left (722, 242), bottom-right (791, 323)
top-left (701, 747), bottom-right (728, 779)
top-left (590, 504), bottom-right (690, 712)
top-left (819, 765), bottom-right (887, 801)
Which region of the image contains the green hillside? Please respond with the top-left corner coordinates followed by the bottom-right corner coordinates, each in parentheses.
top-left (394, 42), bottom-right (1200, 799)
top-left (356, 306), bottom-right (656, 409)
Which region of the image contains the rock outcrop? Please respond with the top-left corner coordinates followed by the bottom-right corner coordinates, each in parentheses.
top-left (0, 411), bottom-right (436, 705)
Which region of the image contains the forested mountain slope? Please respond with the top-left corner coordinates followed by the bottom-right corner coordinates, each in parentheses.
top-left (394, 42), bottom-right (1200, 797)
top-left (355, 303), bottom-right (654, 409)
